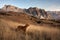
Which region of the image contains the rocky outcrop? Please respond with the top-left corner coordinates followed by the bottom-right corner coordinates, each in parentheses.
top-left (1, 5), bottom-right (48, 19)
top-left (24, 7), bottom-right (47, 19)
top-left (2, 5), bottom-right (24, 12)
top-left (1, 5), bottom-right (60, 20)
top-left (47, 11), bottom-right (60, 20)
top-left (2, 5), bottom-right (56, 21)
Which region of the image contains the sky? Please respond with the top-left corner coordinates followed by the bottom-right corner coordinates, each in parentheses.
top-left (0, 0), bottom-right (60, 11)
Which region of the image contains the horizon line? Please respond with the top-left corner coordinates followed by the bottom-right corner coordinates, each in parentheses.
top-left (0, 4), bottom-right (60, 11)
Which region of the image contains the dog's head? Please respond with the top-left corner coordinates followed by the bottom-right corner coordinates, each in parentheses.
top-left (25, 24), bottom-right (29, 27)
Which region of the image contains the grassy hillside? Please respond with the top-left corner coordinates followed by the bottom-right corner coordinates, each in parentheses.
top-left (0, 11), bottom-right (60, 40)
top-left (0, 18), bottom-right (60, 40)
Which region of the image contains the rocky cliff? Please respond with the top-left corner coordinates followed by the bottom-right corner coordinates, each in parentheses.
top-left (1, 5), bottom-right (60, 20)
top-left (2, 5), bottom-right (24, 12)
top-left (24, 7), bottom-right (47, 19)
top-left (1, 5), bottom-right (47, 19)
top-left (47, 11), bottom-right (60, 20)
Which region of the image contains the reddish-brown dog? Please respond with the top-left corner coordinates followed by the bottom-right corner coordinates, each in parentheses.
top-left (15, 24), bottom-right (29, 32)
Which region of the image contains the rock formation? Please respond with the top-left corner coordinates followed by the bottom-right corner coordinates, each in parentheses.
top-left (2, 5), bottom-right (24, 12)
top-left (1, 5), bottom-right (48, 19)
top-left (24, 7), bottom-right (47, 19)
top-left (1, 5), bottom-right (60, 20)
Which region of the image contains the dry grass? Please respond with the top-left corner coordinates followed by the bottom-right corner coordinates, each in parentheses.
top-left (26, 25), bottom-right (60, 40)
top-left (0, 19), bottom-right (60, 40)
top-left (0, 11), bottom-right (60, 40)
top-left (0, 19), bottom-right (26, 40)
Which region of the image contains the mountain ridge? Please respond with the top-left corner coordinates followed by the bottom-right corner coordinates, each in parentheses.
top-left (1, 5), bottom-right (47, 19)
top-left (0, 5), bottom-right (60, 20)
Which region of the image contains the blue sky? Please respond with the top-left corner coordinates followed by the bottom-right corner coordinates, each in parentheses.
top-left (0, 0), bottom-right (60, 11)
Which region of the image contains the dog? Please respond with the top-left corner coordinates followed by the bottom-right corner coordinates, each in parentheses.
top-left (15, 24), bottom-right (29, 32)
